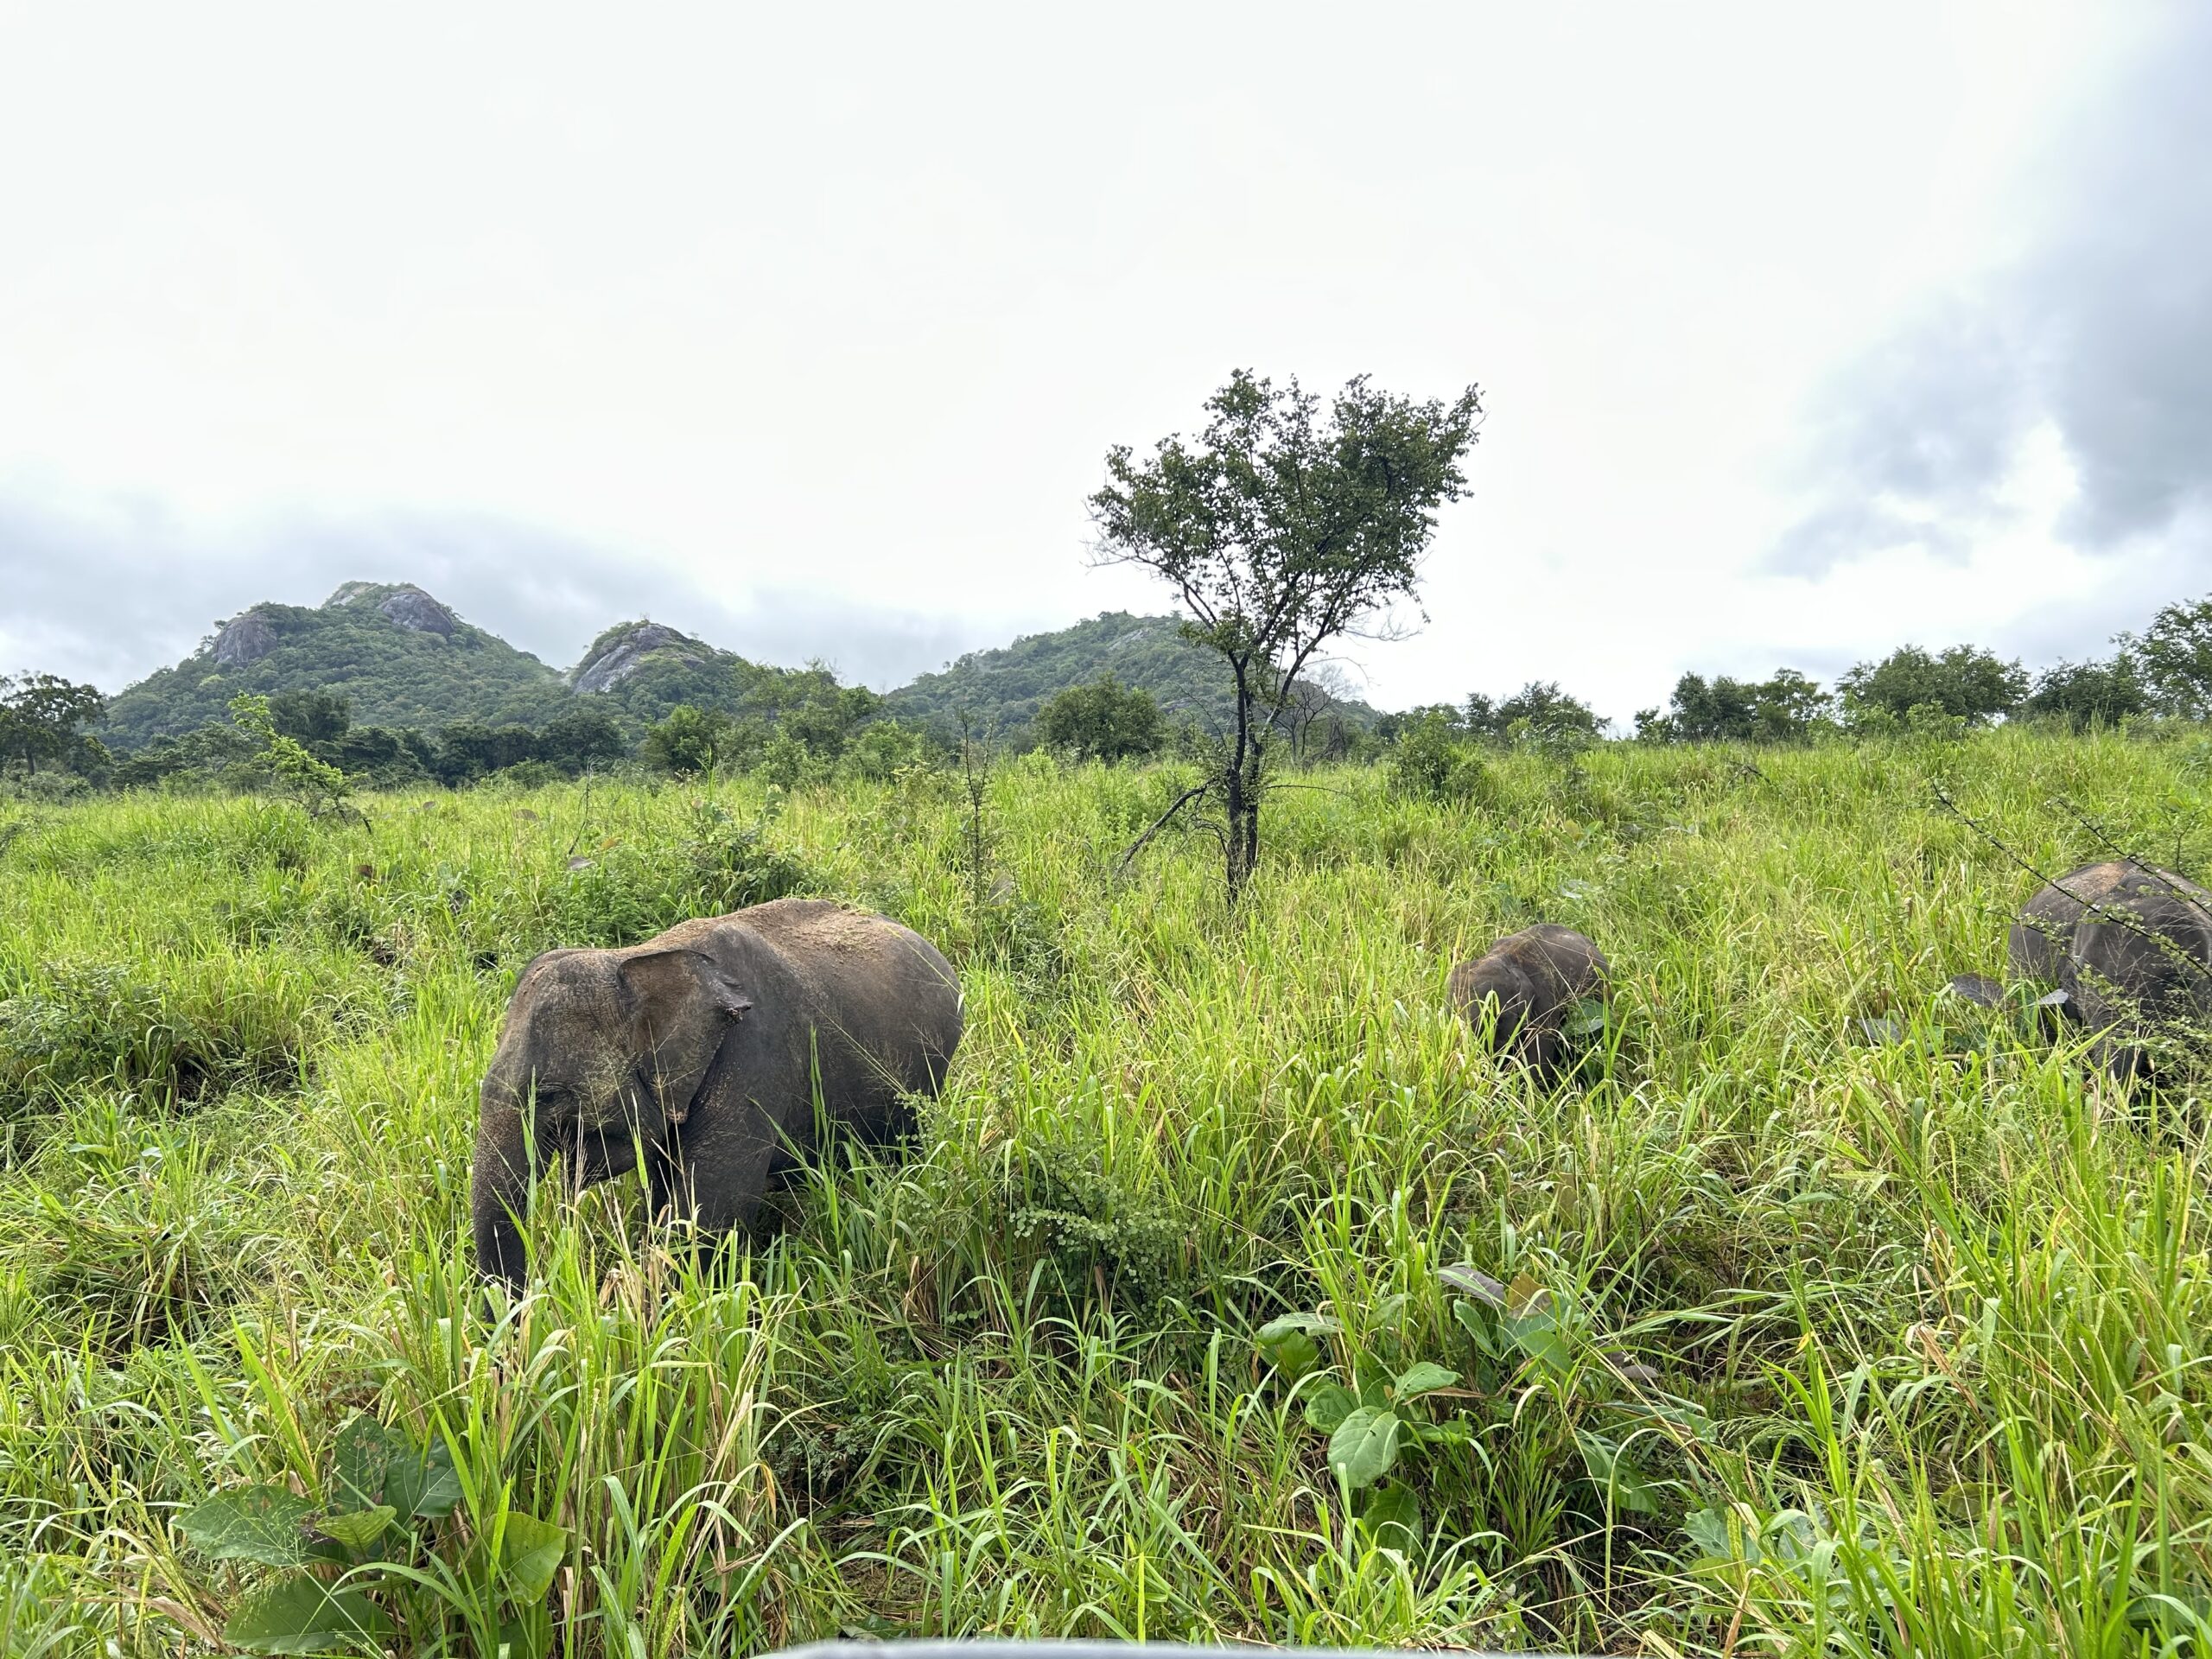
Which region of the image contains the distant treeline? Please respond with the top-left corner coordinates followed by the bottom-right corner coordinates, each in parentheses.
top-left (1389, 592), bottom-right (2212, 750)
top-left (6, 593), bottom-right (2210, 798)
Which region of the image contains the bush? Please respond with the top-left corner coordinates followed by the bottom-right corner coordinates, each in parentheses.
top-left (548, 799), bottom-right (821, 945)
top-left (842, 719), bottom-right (931, 783)
top-left (1036, 675), bottom-right (1164, 762)
top-left (1386, 712), bottom-right (1492, 804)
top-left (0, 960), bottom-right (311, 1112)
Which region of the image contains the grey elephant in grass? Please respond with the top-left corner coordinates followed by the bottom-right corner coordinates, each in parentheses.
top-left (1449, 923), bottom-right (1610, 1076)
top-left (474, 898), bottom-right (963, 1287)
top-left (2004, 859), bottom-right (2212, 1084)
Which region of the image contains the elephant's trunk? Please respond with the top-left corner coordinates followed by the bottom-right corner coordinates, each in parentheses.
top-left (472, 1094), bottom-right (535, 1288)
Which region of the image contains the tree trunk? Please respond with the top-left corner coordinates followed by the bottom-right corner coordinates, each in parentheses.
top-left (1225, 658), bottom-right (1255, 904)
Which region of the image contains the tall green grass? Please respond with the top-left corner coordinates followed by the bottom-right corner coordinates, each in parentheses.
top-left (2, 729), bottom-right (2209, 1655)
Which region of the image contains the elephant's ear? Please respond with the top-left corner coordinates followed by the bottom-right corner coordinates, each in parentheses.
top-left (617, 949), bottom-right (753, 1128)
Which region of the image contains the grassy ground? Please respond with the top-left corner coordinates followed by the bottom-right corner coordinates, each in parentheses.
top-left (2, 729), bottom-right (2209, 1656)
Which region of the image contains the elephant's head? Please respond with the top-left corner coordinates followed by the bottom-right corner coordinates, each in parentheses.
top-left (1448, 956), bottom-right (1539, 1051)
top-left (473, 944), bottom-right (752, 1286)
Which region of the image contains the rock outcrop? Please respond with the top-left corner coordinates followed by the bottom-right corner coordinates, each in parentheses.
top-left (211, 607), bottom-right (280, 667)
top-left (569, 621), bottom-right (711, 694)
top-left (324, 582), bottom-right (460, 639)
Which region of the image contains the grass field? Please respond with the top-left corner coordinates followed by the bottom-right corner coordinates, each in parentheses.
top-left (3, 729), bottom-right (2209, 1656)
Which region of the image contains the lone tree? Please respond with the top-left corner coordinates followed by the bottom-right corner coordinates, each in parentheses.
top-left (1091, 369), bottom-right (1482, 900)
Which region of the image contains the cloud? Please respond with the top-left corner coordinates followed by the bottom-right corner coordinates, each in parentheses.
top-left (1771, 9), bottom-right (2212, 575)
top-left (0, 487), bottom-right (976, 694)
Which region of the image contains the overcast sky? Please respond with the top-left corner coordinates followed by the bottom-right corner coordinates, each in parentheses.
top-left (3, 2), bottom-right (2207, 721)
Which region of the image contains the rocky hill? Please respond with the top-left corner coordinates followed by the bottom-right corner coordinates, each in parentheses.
top-left (563, 620), bottom-right (757, 724)
top-left (102, 583), bottom-right (569, 747)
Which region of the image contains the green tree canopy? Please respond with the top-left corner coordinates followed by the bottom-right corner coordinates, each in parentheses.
top-left (2024, 656), bottom-right (2147, 729)
top-left (1090, 368), bottom-right (1483, 899)
top-left (1036, 675), bottom-right (1165, 762)
top-left (268, 689), bottom-right (352, 745)
top-left (1638, 669), bottom-right (1829, 742)
top-left (2119, 595), bottom-right (2212, 717)
top-left (1838, 645), bottom-right (2027, 726)
top-left (0, 672), bottom-right (108, 773)
top-left (641, 705), bottom-right (730, 776)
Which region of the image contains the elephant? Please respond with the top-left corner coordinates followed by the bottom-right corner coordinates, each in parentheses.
top-left (2007, 860), bottom-right (2212, 1083)
top-left (1448, 923), bottom-right (1609, 1075)
top-left (473, 898), bottom-right (963, 1287)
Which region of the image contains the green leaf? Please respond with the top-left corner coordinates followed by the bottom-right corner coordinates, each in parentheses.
top-left (496, 1618), bottom-right (551, 1659)
top-left (1358, 1480), bottom-right (1423, 1553)
top-left (1503, 1304), bottom-right (1573, 1379)
top-left (328, 1416), bottom-right (397, 1514)
top-left (1255, 1326), bottom-right (1320, 1380)
top-left (1564, 996), bottom-right (1609, 1038)
top-left (1392, 1361), bottom-right (1459, 1400)
top-left (1352, 1356), bottom-right (1395, 1408)
top-left (314, 1505), bottom-right (395, 1555)
top-left (176, 1486), bottom-right (317, 1567)
top-left (221, 1572), bottom-right (393, 1654)
top-left (1684, 1505), bottom-right (1734, 1562)
top-left (1440, 1263), bottom-right (1507, 1307)
top-left (1576, 1429), bottom-right (1661, 1515)
top-left (384, 1436), bottom-right (462, 1521)
top-left (497, 1510), bottom-right (568, 1601)
top-left (1256, 1312), bottom-right (1341, 1337)
top-left (1451, 1298), bottom-right (1500, 1356)
top-left (1301, 1381), bottom-right (1357, 1432)
top-left (1255, 1313), bottom-right (1338, 1380)
top-left (1327, 1406), bottom-right (1401, 1490)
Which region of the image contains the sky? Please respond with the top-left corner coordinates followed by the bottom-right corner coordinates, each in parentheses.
top-left (2, 1), bottom-right (2208, 723)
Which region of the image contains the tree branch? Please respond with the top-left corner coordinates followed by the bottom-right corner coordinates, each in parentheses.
top-left (1114, 783), bottom-right (1210, 880)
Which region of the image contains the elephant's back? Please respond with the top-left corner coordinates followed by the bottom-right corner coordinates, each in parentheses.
top-left (2008, 861), bottom-right (2128, 988)
top-left (734, 898), bottom-right (954, 988)
top-left (2009, 861), bottom-right (2207, 963)
top-left (719, 898), bottom-right (962, 1083)
top-left (2069, 868), bottom-right (2212, 1024)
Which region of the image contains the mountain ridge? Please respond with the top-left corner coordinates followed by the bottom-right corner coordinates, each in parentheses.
top-left (98, 583), bottom-right (1381, 748)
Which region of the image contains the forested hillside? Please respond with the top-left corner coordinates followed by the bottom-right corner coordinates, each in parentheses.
top-left (887, 609), bottom-right (1378, 735)
top-left (103, 583), bottom-right (569, 747)
top-left (563, 620), bottom-right (751, 722)
top-left (95, 592), bottom-right (1383, 756)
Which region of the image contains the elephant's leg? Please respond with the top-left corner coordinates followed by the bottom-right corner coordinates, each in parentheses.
top-left (649, 1095), bottom-right (784, 1237)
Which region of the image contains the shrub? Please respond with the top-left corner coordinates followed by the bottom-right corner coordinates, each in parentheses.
top-left (0, 960), bottom-right (311, 1112)
top-left (1387, 712), bottom-right (1492, 804)
top-left (1008, 1149), bottom-right (1185, 1309)
top-left (547, 800), bottom-right (820, 945)
top-left (1036, 675), bottom-right (1165, 762)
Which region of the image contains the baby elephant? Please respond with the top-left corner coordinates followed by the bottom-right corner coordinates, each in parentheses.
top-left (1448, 923), bottom-right (1609, 1075)
top-left (474, 898), bottom-right (963, 1287)
top-left (2009, 860), bottom-right (2212, 1083)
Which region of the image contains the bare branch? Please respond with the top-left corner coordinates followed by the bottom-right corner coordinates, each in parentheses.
top-left (1114, 783), bottom-right (1210, 881)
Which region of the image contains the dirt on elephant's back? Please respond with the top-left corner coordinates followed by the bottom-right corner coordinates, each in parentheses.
top-left (747, 896), bottom-right (890, 957)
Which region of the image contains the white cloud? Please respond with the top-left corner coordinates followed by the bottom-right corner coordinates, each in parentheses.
top-left (2, 0), bottom-right (2197, 721)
